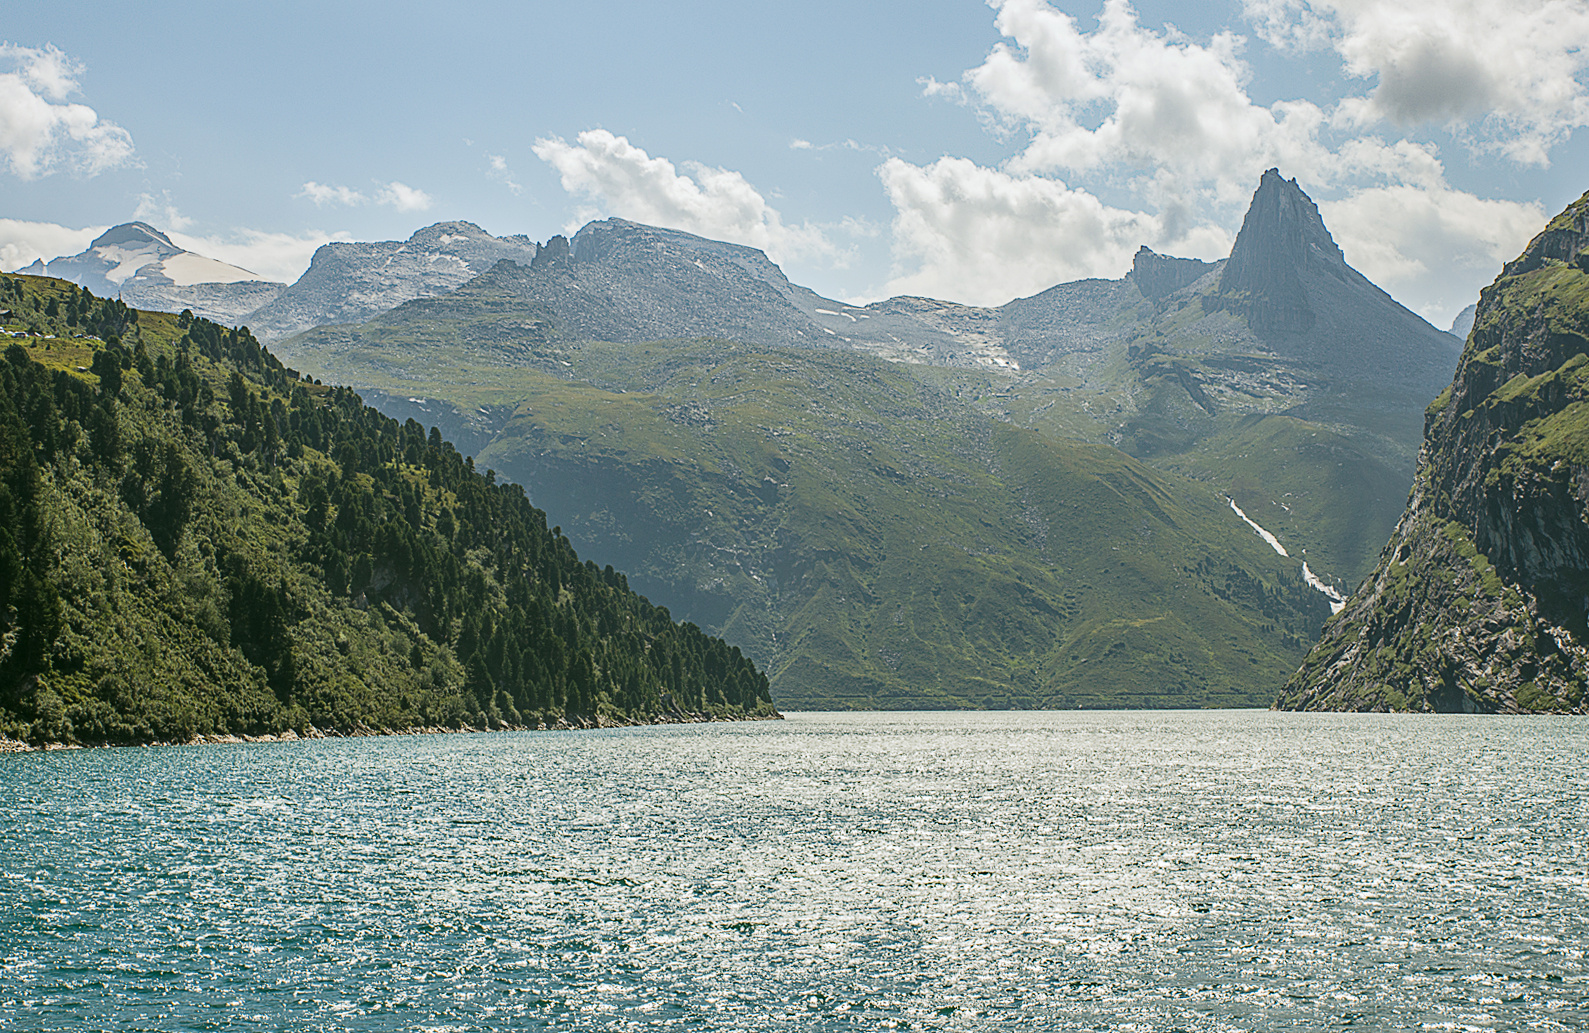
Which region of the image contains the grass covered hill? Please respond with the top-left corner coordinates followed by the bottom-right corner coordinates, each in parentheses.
top-left (275, 308), bottom-right (1334, 710)
top-left (0, 274), bottom-right (773, 745)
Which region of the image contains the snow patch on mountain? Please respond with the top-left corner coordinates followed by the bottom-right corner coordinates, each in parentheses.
top-left (1226, 496), bottom-right (1345, 612)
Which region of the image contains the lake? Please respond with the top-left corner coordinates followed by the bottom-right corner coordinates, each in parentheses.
top-left (2, 710), bottom-right (1585, 1030)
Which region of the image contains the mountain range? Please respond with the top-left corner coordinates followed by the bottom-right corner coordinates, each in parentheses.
top-left (243, 170), bottom-right (1461, 708)
top-left (12, 169), bottom-right (1476, 710)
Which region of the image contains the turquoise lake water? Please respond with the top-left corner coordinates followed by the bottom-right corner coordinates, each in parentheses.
top-left (2, 710), bottom-right (1585, 1031)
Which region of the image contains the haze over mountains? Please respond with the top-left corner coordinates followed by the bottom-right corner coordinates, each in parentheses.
top-left (193, 168), bottom-right (1464, 709)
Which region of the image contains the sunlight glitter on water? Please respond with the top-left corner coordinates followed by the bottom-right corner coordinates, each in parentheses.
top-left (2, 710), bottom-right (1587, 1031)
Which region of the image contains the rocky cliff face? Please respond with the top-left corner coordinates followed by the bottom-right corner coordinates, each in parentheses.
top-left (1131, 246), bottom-right (1215, 301)
top-left (1276, 191), bottom-right (1589, 713)
top-left (1213, 168), bottom-right (1355, 332)
top-left (245, 221), bottom-right (537, 341)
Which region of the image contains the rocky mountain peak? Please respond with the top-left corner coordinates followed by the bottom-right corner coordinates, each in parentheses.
top-left (1498, 191), bottom-right (1589, 278)
top-left (403, 220), bottom-right (496, 250)
top-left (90, 221), bottom-right (177, 251)
top-left (1129, 246), bottom-right (1215, 300)
top-left (532, 235), bottom-right (572, 270)
top-left (1214, 169), bottom-right (1349, 332)
top-left (243, 221), bottom-right (538, 341)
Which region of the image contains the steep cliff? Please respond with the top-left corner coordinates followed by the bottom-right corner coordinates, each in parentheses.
top-left (1276, 191), bottom-right (1589, 713)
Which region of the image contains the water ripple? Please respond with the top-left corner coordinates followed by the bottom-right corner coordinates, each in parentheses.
top-left (2, 711), bottom-right (1586, 1030)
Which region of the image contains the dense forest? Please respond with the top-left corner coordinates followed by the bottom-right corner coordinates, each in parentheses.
top-left (0, 274), bottom-right (774, 745)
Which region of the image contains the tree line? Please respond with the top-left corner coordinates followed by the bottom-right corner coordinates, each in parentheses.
top-left (0, 277), bottom-right (773, 744)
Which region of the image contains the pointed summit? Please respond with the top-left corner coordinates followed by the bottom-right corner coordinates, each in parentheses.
top-left (89, 221), bottom-right (177, 251)
top-left (1214, 169), bottom-right (1350, 332)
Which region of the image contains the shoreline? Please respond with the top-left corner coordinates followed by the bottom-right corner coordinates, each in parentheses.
top-left (0, 708), bottom-right (784, 754)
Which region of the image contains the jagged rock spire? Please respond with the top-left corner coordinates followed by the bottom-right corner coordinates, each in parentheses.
top-left (1214, 168), bottom-right (1349, 332)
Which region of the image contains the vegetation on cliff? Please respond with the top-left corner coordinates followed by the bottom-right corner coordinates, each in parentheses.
top-left (1276, 192), bottom-right (1589, 713)
top-left (0, 274), bottom-right (773, 745)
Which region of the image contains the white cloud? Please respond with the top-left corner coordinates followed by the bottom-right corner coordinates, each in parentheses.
top-left (486, 153), bottom-right (521, 194)
top-left (0, 217), bottom-right (103, 272)
top-left (374, 181), bottom-right (432, 212)
top-left (0, 43), bottom-right (134, 179)
top-left (959, 0), bottom-right (1336, 204)
top-left (532, 129), bottom-right (843, 265)
top-left (296, 179), bottom-right (433, 211)
top-left (133, 191), bottom-right (194, 232)
top-left (298, 181), bottom-right (367, 207)
top-left (1245, 0), bottom-right (1589, 163)
top-left (877, 156), bottom-right (1230, 306)
top-left (1323, 186), bottom-right (1544, 321)
top-left (876, 0), bottom-right (1563, 322)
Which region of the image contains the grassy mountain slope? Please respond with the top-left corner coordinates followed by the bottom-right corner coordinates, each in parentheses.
top-left (0, 274), bottom-right (773, 745)
top-left (275, 322), bottom-right (1330, 709)
top-left (276, 175), bottom-right (1456, 602)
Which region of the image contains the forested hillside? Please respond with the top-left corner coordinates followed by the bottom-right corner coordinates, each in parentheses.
top-left (0, 274), bottom-right (773, 745)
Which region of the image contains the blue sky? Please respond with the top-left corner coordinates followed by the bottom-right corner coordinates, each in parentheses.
top-left (4, 0), bottom-right (1589, 327)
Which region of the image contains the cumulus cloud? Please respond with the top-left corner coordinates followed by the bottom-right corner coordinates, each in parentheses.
top-left (296, 179), bottom-right (433, 212)
top-left (533, 129), bottom-right (844, 265)
top-left (298, 181), bottom-right (366, 207)
top-left (957, 0), bottom-right (1345, 204)
top-left (1245, 0), bottom-right (1589, 163)
top-left (0, 217), bottom-right (102, 272)
top-left (374, 181), bottom-right (432, 212)
top-left (878, 157), bottom-right (1229, 305)
top-left (134, 191), bottom-right (194, 232)
top-left (0, 43), bottom-right (134, 178)
top-left (873, 0), bottom-right (1564, 321)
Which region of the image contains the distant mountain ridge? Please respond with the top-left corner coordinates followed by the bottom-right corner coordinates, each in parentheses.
top-left (14, 220), bottom-right (542, 346)
top-left (16, 222), bottom-right (284, 326)
top-left (265, 168), bottom-right (1478, 709)
top-left (279, 170), bottom-right (1460, 593)
top-left (244, 221), bottom-right (539, 342)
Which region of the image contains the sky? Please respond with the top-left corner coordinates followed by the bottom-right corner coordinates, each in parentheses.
top-left (4, 0), bottom-right (1589, 329)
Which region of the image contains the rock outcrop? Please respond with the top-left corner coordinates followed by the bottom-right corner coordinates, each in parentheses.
top-left (1276, 191), bottom-right (1589, 713)
top-left (1130, 246), bottom-right (1214, 301)
top-left (244, 221), bottom-right (537, 341)
top-left (1212, 168), bottom-right (1352, 332)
